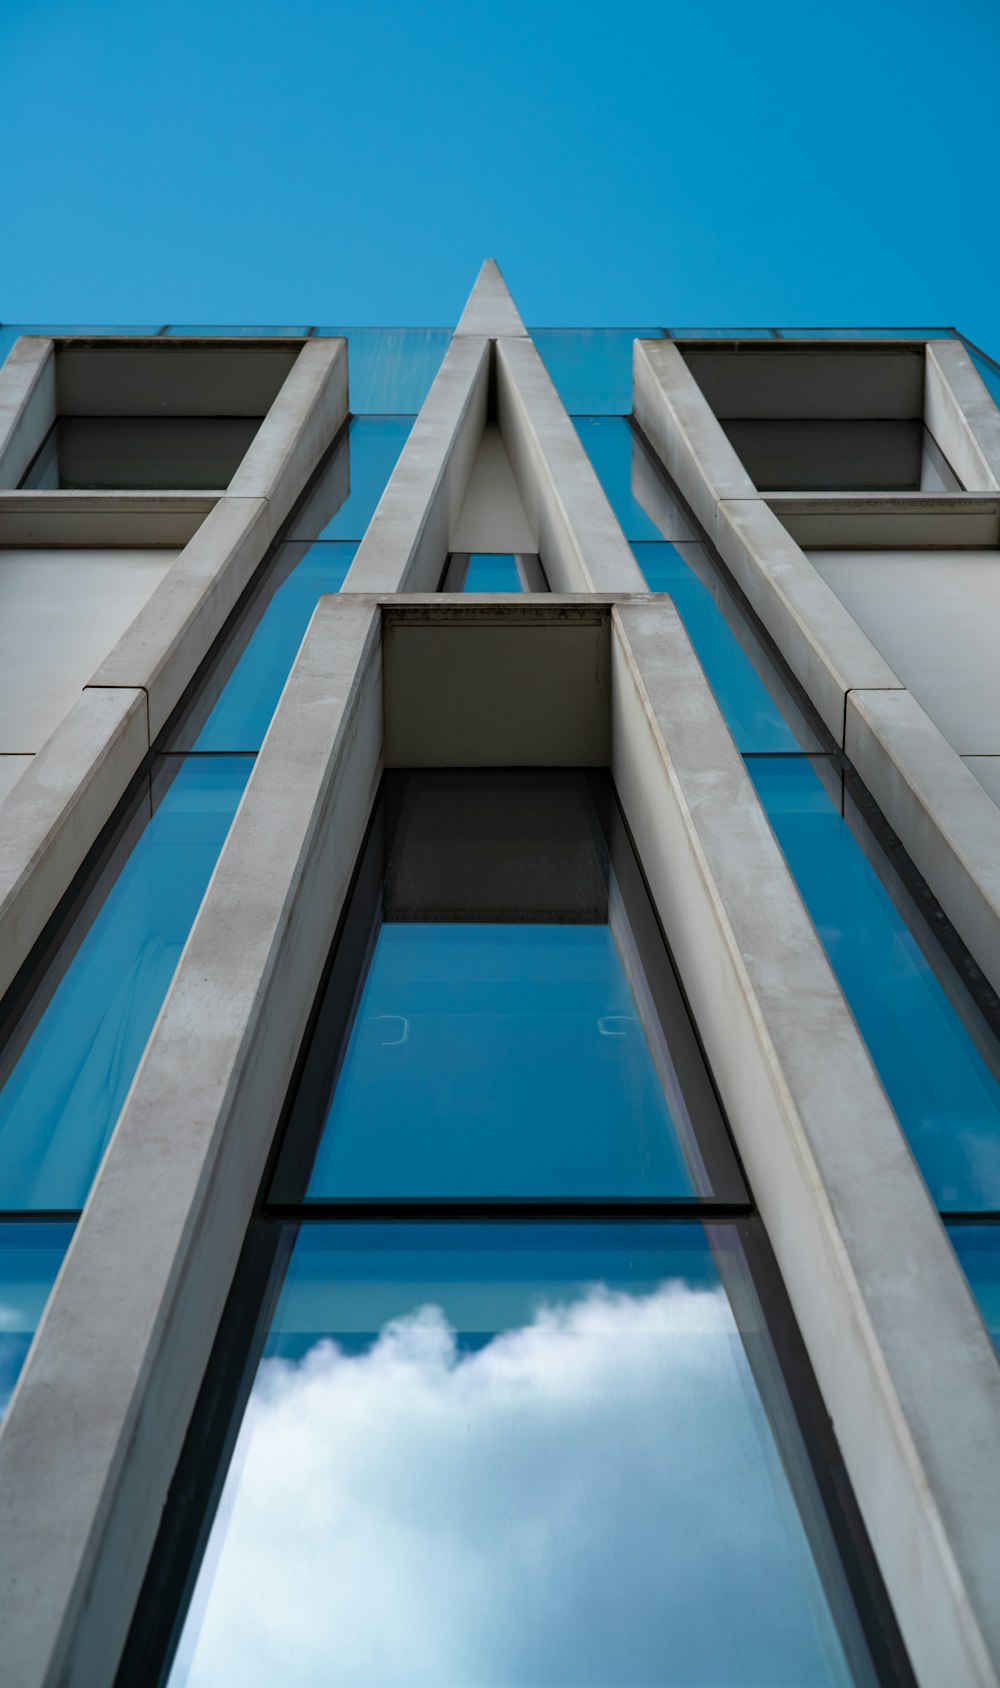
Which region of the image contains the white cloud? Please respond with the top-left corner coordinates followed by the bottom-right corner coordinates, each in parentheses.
top-left (170, 1282), bottom-right (855, 1688)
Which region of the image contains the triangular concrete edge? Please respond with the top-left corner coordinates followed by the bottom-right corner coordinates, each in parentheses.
top-left (454, 259), bottom-right (528, 338)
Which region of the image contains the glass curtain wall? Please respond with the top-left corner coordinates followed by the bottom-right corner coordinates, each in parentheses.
top-left (0, 357), bottom-right (423, 1408)
top-left (125, 772), bottom-right (906, 1688)
top-left (540, 328), bottom-right (1000, 1348)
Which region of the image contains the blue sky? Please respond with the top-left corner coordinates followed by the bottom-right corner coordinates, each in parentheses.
top-left (2, 0), bottom-right (998, 350)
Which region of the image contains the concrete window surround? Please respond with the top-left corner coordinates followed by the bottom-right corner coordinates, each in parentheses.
top-left (633, 333), bottom-right (1000, 998)
top-left (0, 595), bottom-right (997, 1688)
top-left (0, 335), bottom-right (348, 1003)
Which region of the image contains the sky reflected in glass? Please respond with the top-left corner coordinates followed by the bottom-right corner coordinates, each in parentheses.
top-left (167, 1222), bottom-right (862, 1688)
top-left (312, 328), bottom-right (449, 413)
top-left (948, 1226), bottom-right (1000, 1351)
top-left (531, 328), bottom-right (661, 414)
top-left (286, 416), bottom-right (412, 542)
top-left (0, 1223), bottom-right (73, 1416)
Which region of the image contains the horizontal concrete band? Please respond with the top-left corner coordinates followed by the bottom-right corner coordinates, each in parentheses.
top-left (0, 338), bottom-right (348, 1007)
top-left (0, 596), bottom-right (997, 1688)
top-left (633, 332), bottom-right (1000, 1000)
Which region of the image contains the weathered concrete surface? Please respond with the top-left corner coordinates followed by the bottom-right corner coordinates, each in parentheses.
top-left (925, 341), bottom-right (1000, 493)
top-left (0, 598), bottom-right (383, 1688)
top-left (454, 258), bottom-right (528, 338)
top-left (768, 493), bottom-right (1000, 550)
top-left (0, 688), bottom-right (148, 1002)
top-left (449, 422), bottom-right (536, 552)
top-left (847, 687), bottom-right (1000, 994)
top-left (228, 337), bottom-right (348, 540)
top-left (0, 338), bottom-right (56, 489)
top-left (612, 602), bottom-right (1000, 1688)
top-left (341, 336), bottom-right (490, 594)
top-left (497, 337), bottom-right (646, 593)
top-left (0, 492), bottom-right (216, 548)
top-left (90, 497), bottom-right (270, 738)
top-left (0, 757), bottom-right (33, 805)
top-left (633, 337), bottom-right (757, 543)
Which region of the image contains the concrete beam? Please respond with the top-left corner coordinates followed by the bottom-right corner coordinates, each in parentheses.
top-left (846, 687), bottom-right (1000, 991)
top-left (497, 336), bottom-right (646, 593)
top-left (612, 602), bottom-right (1000, 1688)
top-left (227, 337), bottom-right (349, 541)
top-left (0, 338), bottom-right (56, 489)
top-left (0, 688), bottom-right (148, 1003)
top-left (925, 341), bottom-right (1000, 493)
top-left (633, 337), bottom-right (757, 543)
top-left (0, 598), bottom-right (383, 1688)
top-left (341, 336), bottom-right (490, 594)
top-left (454, 258), bottom-right (528, 338)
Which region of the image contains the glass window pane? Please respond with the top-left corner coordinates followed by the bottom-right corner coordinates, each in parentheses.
top-left (462, 552), bottom-right (524, 592)
top-left (174, 542), bottom-right (357, 753)
top-left (531, 328), bottom-right (662, 414)
top-left (574, 416), bottom-right (696, 541)
top-left (0, 1222), bottom-right (73, 1416)
top-left (668, 327), bottom-right (777, 339)
top-left (749, 757), bottom-right (1000, 1210)
top-left (777, 328), bottom-right (956, 340)
top-left (0, 757), bottom-right (252, 1210)
top-left (285, 416), bottom-right (412, 542)
top-left (948, 1225), bottom-right (1000, 1350)
top-left (634, 542), bottom-right (818, 753)
top-left (275, 772), bottom-right (743, 1203)
top-left (20, 417), bottom-right (260, 492)
top-left (163, 326), bottom-right (309, 338)
top-left (165, 1220), bottom-right (870, 1688)
top-left (968, 348), bottom-right (1000, 410)
top-left (312, 328), bottom-right (450, 413)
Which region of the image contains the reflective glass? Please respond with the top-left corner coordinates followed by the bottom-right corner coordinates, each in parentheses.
top-left (0, 1223), bottom-right (73, 1415)
top-left (180, 543), bottom-right (357, 752)
top-left (948, 1226), bottom-right (1000, 1350)
top-left (574, 416), bottom-right (694, 541)
top-left (749, 757), bottom-right (1000, 1210)
top-left (668, 327), bottom-right (777, 339)
top-left (285, 416), bottom-right (412, 542)
top-left (777, 327), bottom-right (956, 340)
top-left (462, 553), bottom-right (523, 592)
top-left (968, 348), bottom-right (1000, 410)
top-left (312, 328), bottom-right (450, 413)
top-left (531, 328), bottom-right (662, 414)
top-left (0, 757), bottom-right (252, 1210)
top-left (164, 326), bottom-right (309, 337)
top-left (21, 416), bottom-right (259, 492)
top-left (166, 1221), bottom-right (867, 1688)
top-left (634, 542), bottom-right (814, 753)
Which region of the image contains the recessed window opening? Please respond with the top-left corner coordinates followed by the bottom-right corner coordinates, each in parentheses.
top-left (20, 416), bottom-right (261, 491)
top-left (439, 552), bottom-right (548, 593)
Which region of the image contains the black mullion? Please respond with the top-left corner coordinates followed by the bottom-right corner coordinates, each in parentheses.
top-left (265, 1198), bottom-right (754, 1222)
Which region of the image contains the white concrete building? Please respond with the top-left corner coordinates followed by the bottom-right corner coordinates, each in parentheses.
top-left (0, 266), bottom-right (998, 1686)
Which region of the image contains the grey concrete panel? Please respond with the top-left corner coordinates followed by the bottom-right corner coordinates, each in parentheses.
top-left (227, 338), bottom-right (348, 542)
top-left (0, 338), bottom-right (56, 489)
top-left (680, 343), bottom-right (924, 420)
top-left (90, 498), bottom-right (270, 739)
top-left (0, 756), bottom-right (33, 805)
top-left (454, 258), bottom-right (528, 338)
top-left (0, 492), bottom-right (216, 548)
top-left (449, 423), bottom-right (537, 552)
top-left (629, 434), bottom-right (699, 541)
top-left (497, 337), bottom-right (645, 593)
top-left (632, 339), bottom-right (757, 542)
top-left (55, 343), bottom-right (299, 417)
top-left (383, 601), bottom-right (609, 766)
top-left (964, 756), bottom-right (1000, 808)
top-left (810, 547), bottom-right (1000, 756)
top-left (342, 336), bottom-right (490, 595)
top-left (0, 546), bottom-right (178, 752)
top-left (0, 687), bottom-right (148, 1003)
top-left (716, 499), bottom-right (902, 743)
top-left (612, 604), bottom-right (1000, 1688)
top-left (926, 342), bottom-right (1000, 493)
top-left (847, 688), bottom-right (1000, 994)
top-left (0, 600), bottom-right (383, 1688)
top-left (768, 493), bottom-right (1000, 550)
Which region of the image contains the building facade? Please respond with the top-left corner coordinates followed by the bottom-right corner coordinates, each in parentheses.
top-left (0, 263), bottom-right (998, 1685)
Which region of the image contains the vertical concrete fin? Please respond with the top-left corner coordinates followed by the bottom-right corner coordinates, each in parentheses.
top-left (454, 259), bottom-right (528, 338)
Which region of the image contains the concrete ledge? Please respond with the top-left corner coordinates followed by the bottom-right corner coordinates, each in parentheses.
top-left (0, 492), bottom-right (217, 547)
top-left (227, 338), bottom-right (348, 542)
top-left (497, 336), bottom-right (645, 593)
top-left (342, 336), bottom-right (490, 594)
top-left (0, 598), bottom-right (383, 1688)
top-left (633, 337), bottom-right (757, 542)
top-left (90, 497), bottom-right (270, 739)
top-left (768, 493), bottom-right (1000, 550)
top-left (847, 687), bottom-right (1000, 993)
top-left (0, 688), bottom-right (148, 1004)
top-left (0, 338), bottom-right (56, 489)
top-left (926, 342), bottom-right (1000, 493)
top-left (716, 498), bottom-right (901, 742)
top-left (612, 603), bottom-right (1000, 1688)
